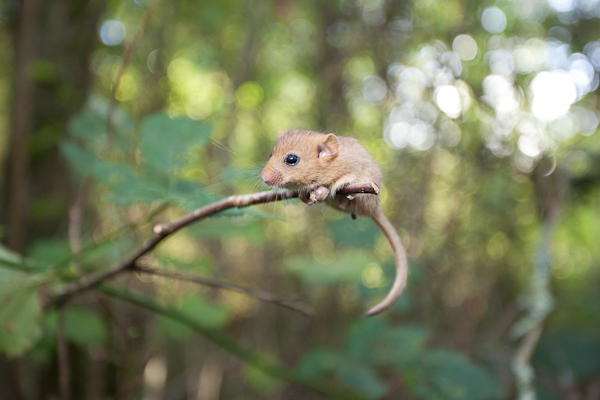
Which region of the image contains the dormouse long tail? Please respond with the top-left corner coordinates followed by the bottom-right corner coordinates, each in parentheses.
top-left (366, 209), bottom-right (409, 316)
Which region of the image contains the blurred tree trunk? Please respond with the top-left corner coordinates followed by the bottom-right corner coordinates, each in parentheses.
top-left (1, 1), bottom-right (104, 399)
top-left (2, 0), bottom-right (104, 253)
top-left (4, 0), bottom-right (40, 254)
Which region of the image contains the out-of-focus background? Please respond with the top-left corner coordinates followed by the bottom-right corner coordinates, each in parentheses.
top-left (1, 0), bottom-right (599, 399)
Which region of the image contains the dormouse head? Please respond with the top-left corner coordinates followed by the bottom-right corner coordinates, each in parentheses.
top-left (260, 129), bottom-right (339, 189)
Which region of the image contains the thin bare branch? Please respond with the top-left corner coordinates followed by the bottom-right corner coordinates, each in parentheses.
top-left (110, 3), bottom-right (159, 103)
top-left (133, 264), bottom-right (313, 317)
top-left (152, 189), bottom-right (297, 236)
top-left (94, 292), bottom-right (129, 349)
top-left (47, 184), bottom-right (378, 308)
top-left (57, 309), bottom-right (70, 400)
top-left (68, 179), bottom-right (91, 265)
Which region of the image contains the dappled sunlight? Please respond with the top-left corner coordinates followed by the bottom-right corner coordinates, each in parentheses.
top-left (2, 0), bottom-right (600, 398)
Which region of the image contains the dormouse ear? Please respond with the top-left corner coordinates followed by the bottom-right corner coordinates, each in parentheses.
top-left (318, 133), bottom-right (339, 158)
top-left (277, 131), bottom-right (285, 139)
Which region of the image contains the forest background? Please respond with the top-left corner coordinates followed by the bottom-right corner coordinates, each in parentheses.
top-left (0, 0), bottom-right (599, 399)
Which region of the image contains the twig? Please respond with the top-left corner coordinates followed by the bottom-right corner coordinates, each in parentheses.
top-left (47, 183), bottom-right (379, 308)
top-left (153, 189), bottom-right (296, 236)
top-left (68, 179), bottom-right (90, 269)
top-left (98, 284), bottom-right (368, 400)
top-left (133, 264), bottom-right (313, 317)
top-left (110, 3), bottom-right (159, 103)
top-left (511, 325), bottom-right (543, 400)
top-left (105, 2), bottom-right (159, 151)
top-left (57, 309), bottom-right (70, 400)
top-left (94, 292), bottom-right (129, 350)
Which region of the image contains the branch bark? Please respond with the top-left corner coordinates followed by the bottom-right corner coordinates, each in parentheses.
top-left (510, 162), bottom-right (566, 400)
top-left (46, 183), bottom-right (379, 308)
top-left (133, 264), bottom-right (314, 317)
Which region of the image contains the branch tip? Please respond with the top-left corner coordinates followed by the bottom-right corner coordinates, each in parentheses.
top-left (153, 224), bottom-right (165, 234)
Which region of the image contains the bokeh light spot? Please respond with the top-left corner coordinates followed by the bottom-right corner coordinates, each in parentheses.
top-left (439, 119), bottom-right (462, 146)
top-left (487, 232), bottom-right (511, 260)
top-left (548, 0), bottom-right (575, 12)
top-left (115, 74), bottom-right (136, 102)
top-left (481, 7), bottom-right (507, 34)
top-left (409, 122), bottom-right (436, 150)
top-left (518, 135), bottom-right (543, 158)
top-left (288, 19), bottom-right (313, 42)
top-left (435, 85), bottom-right (462, 118)
top-left (347, 56), bottom-right (376, 81)
top-left (235, 81), bottom-right (264, 109)
top-left (144, 356), bottom-right (167, 390)
top-left (362, 263), bottom-right (383, 288)
top-left (489, 50), bottom-right (515, 75)
top-left (530, 70), bottom-right (577, 121)
top-left (362, 76), bottom-right (388, 104)
top-left (453, 34), bottom-right (478, 61)
top-left (99, 20), bottom-right (126, 46)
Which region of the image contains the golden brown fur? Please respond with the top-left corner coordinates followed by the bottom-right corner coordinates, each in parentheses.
top-left (261, 129), bottom-right (408, 315)
top-left (261, 129), bottom-right (382, 217)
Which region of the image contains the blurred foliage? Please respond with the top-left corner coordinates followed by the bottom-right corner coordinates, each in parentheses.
top-left (1, 0), bottom-right (600, 399)
top-left (297, 319), bottom-right (502, 399)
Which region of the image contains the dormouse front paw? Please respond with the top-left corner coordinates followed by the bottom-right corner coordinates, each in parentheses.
top-left (307, 186), bottom-right (329, 205)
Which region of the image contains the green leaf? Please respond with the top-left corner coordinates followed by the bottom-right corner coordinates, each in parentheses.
top-left (104, 174), bottom-right (168, 205)
top-left (65, 308), bottom-right (107, 347)
top-left (174, 185), bottom-right (284, 222)
top-left (535, 332), bottom-right (600, 380)
top-left (346, 319), bottom-right (430, 366)
top-left (88, 158), bottom-right (168, 205)
top-left (375, 325), bottom-right (430, 367)
top-left (296, 349), bottom-right (386, 399)
top-left (0, 274), bottom-right (43, 356)
top-left (60, 142), bottom-right (96, 177)
top-left (188, 216), bottom-right (265, 245)
top-left (159, 314), bottom-right (194, 342)
top-left (140, 113), bottom-right (212, 173)
top-left (284, 250), bottom-right (369, 284)
top-left (91, 158), bottom-right (137, 184)
top-left (28, 238), bottom-right (72, 267)
top-left (336, 362), bottom-right (387, 399)
top-left (0, 244), bottom-right (23, 268)
top-left (159, 295), bottom-right (231, 342)
top-left (416, 350), bottom-right (502, 400)
top-left (346, 318), bottom-right (387, 361)
top-left (68, 112), bottom-right (107, 151)
top-left (68, 104), bottom-right (135, 153)
top-left (243, 354), bottom-right (284, 393)
top-left (43, 308), bottom-right (108, 348)
top-left (296, 349), bottom-right (345, 381)
top-left (166, 181), bottom-right (218, 211)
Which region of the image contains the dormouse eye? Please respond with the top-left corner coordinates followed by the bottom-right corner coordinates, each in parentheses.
top-left (269, 152), bottom-right (273, 159)
top-left (284, 153), bottom-right (300, 166)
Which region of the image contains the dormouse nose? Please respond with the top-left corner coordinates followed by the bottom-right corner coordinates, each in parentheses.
top-left (261, 170), bottom-right (272, 185)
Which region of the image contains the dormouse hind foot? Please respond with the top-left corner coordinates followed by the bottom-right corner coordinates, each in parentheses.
top-left (337, 193), bottom-right (355, 210)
